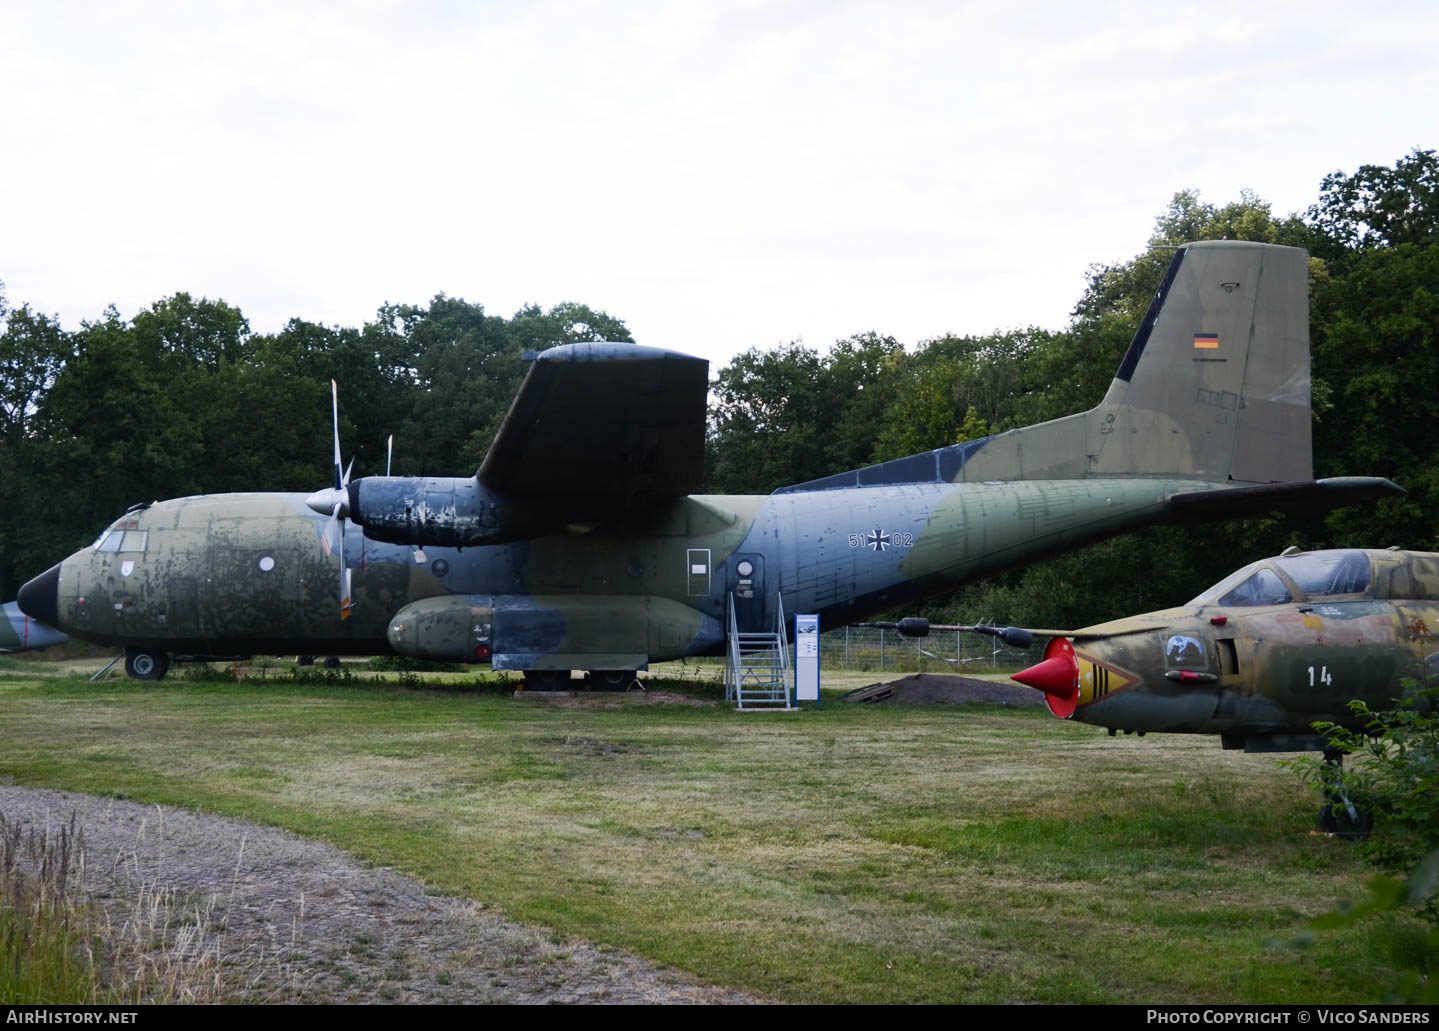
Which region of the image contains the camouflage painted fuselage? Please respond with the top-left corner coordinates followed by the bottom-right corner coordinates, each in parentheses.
top-left (18, 241), bottom-right (1406, 675)
top-left (1025, 549), bottom-right (1439, 750)
top-left (38, 477), bottom-right (1225, 669)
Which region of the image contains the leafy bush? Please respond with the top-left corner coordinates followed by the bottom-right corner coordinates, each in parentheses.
top-left (1293, 680), bottom-right (1439, 873)
top-left (1288, 681), bottom-right (1439, 1002)
top-left (365, 655), bottom-right (464, 674)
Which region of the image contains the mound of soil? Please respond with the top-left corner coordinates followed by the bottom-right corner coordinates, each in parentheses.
top-left (840, 673), bottom-right (1043, 706)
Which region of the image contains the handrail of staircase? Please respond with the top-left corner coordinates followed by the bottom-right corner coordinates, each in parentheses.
top-left (725, 591), bottom-right (739, 702)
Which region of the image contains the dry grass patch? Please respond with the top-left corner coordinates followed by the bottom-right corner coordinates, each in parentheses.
top-left (0, 671), bottom-right (1402, 1003)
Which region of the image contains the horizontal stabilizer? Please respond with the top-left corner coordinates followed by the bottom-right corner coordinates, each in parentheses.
top-left (1166, 476), bottom-right (1404, 522)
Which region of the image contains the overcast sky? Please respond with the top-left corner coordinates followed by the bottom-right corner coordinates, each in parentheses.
top-left (2, 0), bottom-right (1434, 369)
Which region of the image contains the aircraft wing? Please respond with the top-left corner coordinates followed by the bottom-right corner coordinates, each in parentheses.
top-left (1167, 476), bottom-right (1404, 522)
top-left (477, 343), bottom-right (709, 507)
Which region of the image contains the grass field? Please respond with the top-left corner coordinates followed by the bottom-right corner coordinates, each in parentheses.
top-left (0, 658), bottom-right (1408, 1004)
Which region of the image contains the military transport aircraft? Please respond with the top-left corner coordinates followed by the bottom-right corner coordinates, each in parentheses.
top-left (1, 600), bottom-right (66, 653)
top-left (15, 241), bottom-right (1403, 683)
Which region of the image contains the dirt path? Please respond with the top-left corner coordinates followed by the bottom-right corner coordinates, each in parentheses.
top-left (0, 785), bottom-right (763, 1004)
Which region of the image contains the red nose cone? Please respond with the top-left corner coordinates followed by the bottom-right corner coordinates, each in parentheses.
top-left (1012, 637), bottom-right (1079, 718)
top-left (1012, 656), bottom-right (1078, 699)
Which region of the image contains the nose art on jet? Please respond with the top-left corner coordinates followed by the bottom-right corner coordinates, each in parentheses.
top-left (17, 562), bottom-right (62, 628)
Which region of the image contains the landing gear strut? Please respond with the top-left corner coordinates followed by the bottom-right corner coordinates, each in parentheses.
top-left (125, 648), bottom-right (170, 681)
top-left (1318, 749), bottom-right (1374, 840)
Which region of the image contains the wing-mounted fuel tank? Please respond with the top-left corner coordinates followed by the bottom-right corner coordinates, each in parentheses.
top-left (345, 476), bottom-right (560, 548)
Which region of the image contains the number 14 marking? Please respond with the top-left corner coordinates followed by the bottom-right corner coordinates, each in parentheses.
top-left (1308, 665), bottom-right (1333, 687)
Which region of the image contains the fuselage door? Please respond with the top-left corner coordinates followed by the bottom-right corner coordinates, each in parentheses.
top-left (728, 553), bottom-right (767, 631)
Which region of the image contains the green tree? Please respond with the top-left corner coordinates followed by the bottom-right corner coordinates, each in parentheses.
top-left (869, 331), bottom-right (1031, 462)
top-left (1310, 238), bottom-right (1439, 551)
top-left (706, 342), bottom-right (827, 494)
top-left (1308, 149), bottom-right (1439, 258)
top-left (0, 290), bottom-right (71, 600)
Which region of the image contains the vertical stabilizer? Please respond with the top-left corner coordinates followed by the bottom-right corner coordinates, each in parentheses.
top-left (777, 240), bottom-right (1313, 492)
top-left (1090, 240), bottom-right (1312, 483)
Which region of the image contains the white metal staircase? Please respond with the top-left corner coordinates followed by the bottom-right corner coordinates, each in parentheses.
top-left (725, 591), bottom-right (792, 709)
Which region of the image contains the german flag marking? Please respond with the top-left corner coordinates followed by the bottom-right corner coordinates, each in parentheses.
top-left (1193, 333), bottom-right (1219, 349)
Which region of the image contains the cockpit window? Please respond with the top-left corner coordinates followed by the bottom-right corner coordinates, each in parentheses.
top-left (1218, 569), bottom-right (1293, 607)
top-left (93, 529), bottom-right (148, 553)
top-left (1187, 561), bottom-right (1264, 606)
top-left (1273, 551), bottom-right (1370, 597)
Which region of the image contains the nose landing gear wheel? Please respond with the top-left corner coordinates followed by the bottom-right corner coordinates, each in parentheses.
top-left (125, 648), bottom-right (170, 681)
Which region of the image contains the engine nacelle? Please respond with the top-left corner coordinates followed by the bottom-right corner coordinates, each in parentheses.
top-left (349, 476), bottom-right (556, 547)
top-left (386, 596), bottom-right (495, 663)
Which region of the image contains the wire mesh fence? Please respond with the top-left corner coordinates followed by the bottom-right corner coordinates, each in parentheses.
top-left (819, 625), bottom-right (1046, 675)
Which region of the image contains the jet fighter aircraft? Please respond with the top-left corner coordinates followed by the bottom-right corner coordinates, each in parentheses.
top-left (1001, 548), bottom-right (1438, 753)
top-left (16, 241), bottom-right (1402, 682)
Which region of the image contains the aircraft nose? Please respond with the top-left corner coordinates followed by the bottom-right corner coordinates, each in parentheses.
top-left (1011, 636), bottom-right (1080, 718)
top-left (17, 562), bottom-right (62, 628)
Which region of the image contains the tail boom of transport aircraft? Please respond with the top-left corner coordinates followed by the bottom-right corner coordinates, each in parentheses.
top-left (16, 241), bottom-right (1402, 680)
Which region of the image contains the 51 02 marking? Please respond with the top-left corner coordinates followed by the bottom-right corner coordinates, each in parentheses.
top-left (848, 529), bottom-right (913, 552)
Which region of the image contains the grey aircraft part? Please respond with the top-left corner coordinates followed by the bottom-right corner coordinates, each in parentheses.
top-left (1, 599), bottom-right (67, 653)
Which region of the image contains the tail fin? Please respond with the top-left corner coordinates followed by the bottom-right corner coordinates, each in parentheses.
top-left (1089, 240), bottom-right (1312, 483)
top-left (779, 240), bottom-right (1312, 492)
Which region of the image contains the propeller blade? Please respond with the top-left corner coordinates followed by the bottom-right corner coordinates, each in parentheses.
top-left (330, 379), bottom-right (344, 491)
top-left (340, 565), bottom-right (353, 621)
top-left (386, 434), bottom-right (393, 477)
top-left (322, 502), bottom-right (342, 557)
top-left (324, 379), bottom-right (355, 621)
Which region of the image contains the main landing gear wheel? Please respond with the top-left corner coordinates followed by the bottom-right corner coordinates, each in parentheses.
top-left (524, 669), bottom-right (572, 691)
top-left (588, 669), bottom-right (638, 692)
top-left (125, 648), bottom-right (170, 681)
